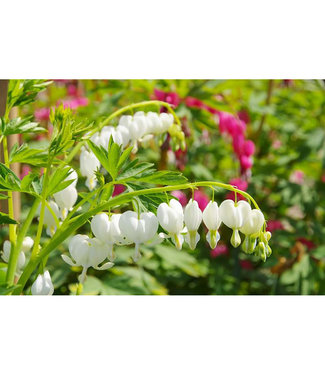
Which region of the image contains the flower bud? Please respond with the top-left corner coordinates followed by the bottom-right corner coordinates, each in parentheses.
top-left (21, 236), bottom-right (34, 253)
top-left (31, 271), bottom-right (54, 295)
top-left (184, 199), bottom-right (202, 250)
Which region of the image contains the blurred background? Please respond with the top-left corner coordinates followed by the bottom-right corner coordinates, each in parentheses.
top-left (1, 79), bottom-right (325, 295)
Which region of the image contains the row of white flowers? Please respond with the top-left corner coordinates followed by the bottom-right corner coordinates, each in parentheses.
top-left (58, 198), bottom-right (268, 286)
top-left (79, 111), bottom-right (175, 190)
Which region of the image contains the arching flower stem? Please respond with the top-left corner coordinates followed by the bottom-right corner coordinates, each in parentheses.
top-left (13, 180), bottom-right (261, 295)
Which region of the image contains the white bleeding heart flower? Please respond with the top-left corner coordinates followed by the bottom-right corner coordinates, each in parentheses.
top-left (43, 200), bottom-right (60, 237)
top-left (21, 236), bottom-right (34, 253)
top-left (2, 240), bottom-right (26, 272)
top-left (157, 199), bottom-right (185, 250)
top-left (203, 201), bottom-right (221, 248)
top-left (159, 113), bottom-right (174, 133)
top-left (115, 125), bottom-right (131, 148)
top-left (91, 213), bottom-right (125, 261)
top-left (219, 200), bottom-right (251, 247)
top-left (31, 270), bottom-right (54, 295)
top-left (80, 147), bottom-right (101, 190)
top-left (129, 114), bottom-right (148, 140)
top-left (53, 185), bottom-right (78, 220)
top-left (184, 199), bottom-right (202, 250)
top-left (119, 211), bottom-right (158, 262)
top-left (240, 209), bottom-right (265, 235)
top-left (62, 234), bottom-right (114, 283)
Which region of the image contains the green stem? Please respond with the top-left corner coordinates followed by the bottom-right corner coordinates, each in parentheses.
top-left (30, 160), bottom-right (52, 260)
top-left (6, 198), bottom-right (40, 285)
top-left (14, 180), bottom-right (261, 295)
top-left (65, 100), bottom-right (180, 164)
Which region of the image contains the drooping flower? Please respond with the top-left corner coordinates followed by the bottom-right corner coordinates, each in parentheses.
top-left (112, 184), bottom-right (126, 197)
top-left (240, 209), bottom-right (265, 253)
top-left (53, 185), bottom-right (78, 220)
top-left (118, 211), bottom-right (158, 261)
top-left (2, 240), bottom-right (26, 272)
top-left (153, 89), bottom-right (180, 107)
top-left (91, 213), bottom-right (124, 261)
top-left (34, 107), bottom-right (50, 122)
top-left (266, 220), bottom-right (284, 232)
top-left (219, 200), bottom-right (251, 247)
top-left (43, 200), bottom-right (60, 237)
top-left (157, 199), bottom-right (185, 250)
top-left (80, 147), bottom-right (101, 190)
top-left (203, 201), bottom-right (221, 248)
top-left (62, 234), bottom-right (114, 282)
top-left (184, 199), bottom-right (203, 250)
top-left (226, 178), bottom-right (248, 201)
top-left (31, 271), bottom-right (54, 295)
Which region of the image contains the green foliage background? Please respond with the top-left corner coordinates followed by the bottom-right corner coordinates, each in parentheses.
top-left (1, 79), bottom-right (324, 295)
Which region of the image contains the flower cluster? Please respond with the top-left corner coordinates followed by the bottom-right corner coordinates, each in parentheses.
top-left (218, 111), bottom-right (255, 175)
top-left (62, 195), bottom-right (271, 282)
top-left (80, 111), bottom-right (183, 190)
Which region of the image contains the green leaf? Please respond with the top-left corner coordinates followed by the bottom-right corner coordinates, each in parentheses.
top-left (9, 143), bottom-right (48, 166)
top-left (47, 167), bottom-right (74, 196)
top-left (107, 142), bottom-right (121, 179)
top-left (0, 282), bottom-right (21, 295)
top-left (87, 140), bottom-right (111, 174)
top-left (134, 170), bottom-right (188, 185)
top-left (312, 245), bottom-right (325, 260)
top-left (0, 116), bottom-right (46, 136)
top-left (117, 146), bottom-right (133, 169)
top-left (0, 162), bottom-right (21, 191)
top-left (0, 212), bottom-right (18, 224)
top-left (0, 193), bottom-right (7, 200)
top-left (118, 161), bottom-right (154, 180)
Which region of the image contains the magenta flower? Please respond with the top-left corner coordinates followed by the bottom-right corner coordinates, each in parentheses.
top-left (210, 244), bottom-right (228, 258)
top-left (238, 109), bottom-right (250, 124)
top-left (243, 140), bottom-right (255, 157)
top-left (112, 184), bottom-right (126, 197)
top-left (67, 84), bottom-right (78, 96)
top-left (226, 178), bottom-right (248, 201)
top-left (193, 190), bottom-right (209, 211)
top-left (34, 107), bottom-right (50, 122)
top-left (240, 260), bottom-right (253, 270)
top-left (60, 97), bottom-right (88, 110)
top-left (297, 237), bottom-right (316, 250)
top-left (154, 89), bottom-right (180, 107)
top-left (266, 220), bottom-right (284, 232)
top-left (240, 155), bottom-right (253, 170)
top-left (171, 190), bottom-right (187, 206)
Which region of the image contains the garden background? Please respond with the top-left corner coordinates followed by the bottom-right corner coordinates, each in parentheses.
top-left (1, 79), bottom-right (324, 295)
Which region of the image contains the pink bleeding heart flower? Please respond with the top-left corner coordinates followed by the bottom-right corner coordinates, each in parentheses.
top-left (289, 170), bottom-right (304, 185)
top-left (243, 140), bottom-right (255, 157)
top-left (210, 244), bottom-right (228, 258)
top-left (171, 190), bottom-right (187, 206)
top-left (226, 178), bottom-right (248, 201)
top-left (193, 190), bottom-right (209, 211)
top-left (112, 184), bottom-right (126, 197)
top-left (266, 220), bottom-right (284, 232)
top-left (240, 155), bottom-right (253, 170)
top-left (297, 237), bottom-right (316, 250)
top-left (154, 89), bottom-right (180, 107)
